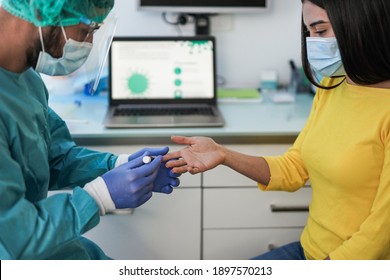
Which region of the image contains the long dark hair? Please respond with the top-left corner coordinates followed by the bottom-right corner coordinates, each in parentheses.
top-left (301, 0), bottom-right (390, 88)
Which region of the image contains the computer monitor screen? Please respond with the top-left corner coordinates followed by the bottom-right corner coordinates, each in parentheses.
top-left (138, 0), bottom-right (268, 13)
top-left (110, 38), bottom-right (215, 101)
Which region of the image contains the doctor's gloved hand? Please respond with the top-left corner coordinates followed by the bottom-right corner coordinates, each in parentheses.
top-left (102, 154), bottom-right (162, 209)
top-left (127, 146), bottom-right (180, 194)
top-left (153, 161), bottom-right (181, 194)
top-left (128, 147), bottom-right (169, 162)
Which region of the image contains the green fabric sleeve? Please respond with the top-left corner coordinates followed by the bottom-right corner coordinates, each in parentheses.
top-left (0, 118), bottom-right (100, 259)
top-left (48, 108), bottom-right (118, 190)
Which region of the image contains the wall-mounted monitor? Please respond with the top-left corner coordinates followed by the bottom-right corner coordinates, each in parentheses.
top-left (138, 0), bottom-right (269, 14)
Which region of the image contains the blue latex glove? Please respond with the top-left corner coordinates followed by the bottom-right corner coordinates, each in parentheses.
top-left (128, 147), bottom-right (181, 194)
top-left (128, 147), bottom-right (169, 161)
top-left (154, 161), bottom-right (181, 194)
top-left (102, 153), bottom-right (162, 209)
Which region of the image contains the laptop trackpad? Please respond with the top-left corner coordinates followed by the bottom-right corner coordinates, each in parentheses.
top-left (136, 116), bottom-right (175, 125)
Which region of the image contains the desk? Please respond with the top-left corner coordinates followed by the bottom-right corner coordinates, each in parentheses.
top-left (49, 92), bottom-right (313, 260)
top-left (49, 92), bottom-right (313, 145)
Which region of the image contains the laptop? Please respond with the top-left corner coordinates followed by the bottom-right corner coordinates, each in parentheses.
top-left (104, 36), bottom-right (225, 128)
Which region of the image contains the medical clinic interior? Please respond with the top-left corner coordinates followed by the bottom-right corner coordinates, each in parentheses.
top-left (2, 0), bottom-right (364, 260)
top-left (59, 0), bottom-right (308, 260)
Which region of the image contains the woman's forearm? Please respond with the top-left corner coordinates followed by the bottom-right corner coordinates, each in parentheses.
top-left (220, 145), bottom-right (271, 186)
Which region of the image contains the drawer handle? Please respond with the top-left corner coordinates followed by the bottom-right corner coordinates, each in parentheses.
top-left (270, 204), bottom-right (309, 212)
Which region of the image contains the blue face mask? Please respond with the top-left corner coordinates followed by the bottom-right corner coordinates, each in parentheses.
top-left (306, 37), bottom-right (346, 78)
top-left (35, 26), bottom-right (93, 76)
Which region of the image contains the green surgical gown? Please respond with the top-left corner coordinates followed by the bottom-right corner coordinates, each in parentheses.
top-left (0, 67), bottom-right (118, 259)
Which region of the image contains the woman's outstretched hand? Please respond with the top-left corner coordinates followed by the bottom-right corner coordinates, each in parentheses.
top-left (163, 136), bottom-right (226, 174)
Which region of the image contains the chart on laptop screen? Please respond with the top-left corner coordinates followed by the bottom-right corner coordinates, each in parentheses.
top-left (110, 39), bottom-right (215, 100)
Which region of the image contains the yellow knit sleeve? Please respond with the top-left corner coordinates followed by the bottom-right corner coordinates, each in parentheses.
top-left (258, 91), bottom-right (323, 192)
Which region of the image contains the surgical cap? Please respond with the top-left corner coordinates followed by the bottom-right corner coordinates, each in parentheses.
top-left (1, 0), bottom-right (114, 26)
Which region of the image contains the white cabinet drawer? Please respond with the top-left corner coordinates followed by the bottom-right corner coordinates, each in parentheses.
top-left (203, 228), bottom-right (303, 260)
top-left (84, 188), bottom-right (201, 260)
top-left (203, 187), bottom-right (311, 228)
top-left (86, 145), bottom-right (201, 187)
top-left (203, 144), bottom-right (291, 187)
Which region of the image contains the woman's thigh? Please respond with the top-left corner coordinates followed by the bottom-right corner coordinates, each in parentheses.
top-left (251, 241), bottom-right (306, 260)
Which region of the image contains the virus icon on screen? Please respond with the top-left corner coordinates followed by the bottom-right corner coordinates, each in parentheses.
top-left (186, 40), bottom-right (213, 54)
top-left (127, 72), bottom-right (149, 95)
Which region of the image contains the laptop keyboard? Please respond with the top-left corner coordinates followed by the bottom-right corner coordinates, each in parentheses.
top-left (114, 106), bottom-right (215, 117)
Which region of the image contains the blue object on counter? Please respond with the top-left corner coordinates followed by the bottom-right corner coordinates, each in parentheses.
top-left (84, 76), bottom-right (108, 96)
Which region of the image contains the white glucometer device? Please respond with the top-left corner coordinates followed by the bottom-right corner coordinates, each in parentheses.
top-left (142, 156), bottom-right (153, 164)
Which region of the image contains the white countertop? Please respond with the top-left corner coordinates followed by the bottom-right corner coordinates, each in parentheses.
top-left (49, 92), bottom-right (313, 145)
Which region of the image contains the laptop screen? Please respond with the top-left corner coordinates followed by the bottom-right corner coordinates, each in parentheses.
top-left (109, 37), bottom-right (216, 103)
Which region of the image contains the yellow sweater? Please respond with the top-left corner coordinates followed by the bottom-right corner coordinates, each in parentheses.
top-left (259, 78), bottom-right (390, 259)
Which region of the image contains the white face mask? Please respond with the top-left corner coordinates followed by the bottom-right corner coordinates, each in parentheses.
top-left (35, 26), bottom-right (93, 76)
top-left (306, 37), bottom-right (346, 78)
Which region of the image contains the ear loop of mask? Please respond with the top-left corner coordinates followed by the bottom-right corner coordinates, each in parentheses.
top-left (38, 25), bottom-right (68, 54)
top-left (38, 27), bottom-right (45, 53)
top-left (60, 25), bottom-right (68, 41)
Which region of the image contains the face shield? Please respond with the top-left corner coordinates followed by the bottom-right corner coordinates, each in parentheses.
top-left (5, 0), bottom-right (116, 93)
top-left (78, 13), bottom-right (118, 94)
top-left (34, 11), bottom-right (117, 82)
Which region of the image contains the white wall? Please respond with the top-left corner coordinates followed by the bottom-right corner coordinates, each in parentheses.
top-left (111, 0), bottom-right (302, 88)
